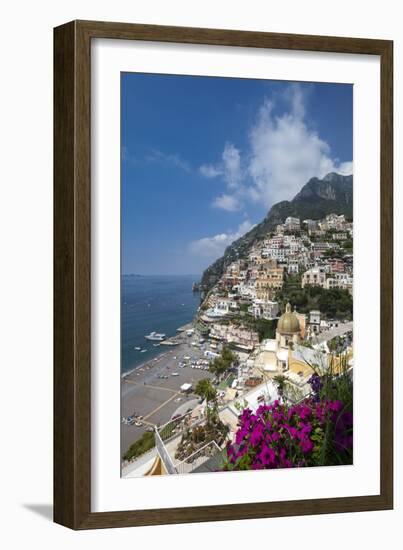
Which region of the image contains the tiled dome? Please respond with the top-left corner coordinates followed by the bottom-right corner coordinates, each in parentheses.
top-left (277, 303), bottom-right (300, 334)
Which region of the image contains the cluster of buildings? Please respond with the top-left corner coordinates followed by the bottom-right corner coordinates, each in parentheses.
top-left (198, 213), bottom-right (353, 348)
top-left (128, 300), bottom-right (353, 478)
top-left (124, 212), bottom-right (354, 478)
top-left (208, 323), bottom-right (260, 352)
top-left (301, 266), bottom-right (353, 293)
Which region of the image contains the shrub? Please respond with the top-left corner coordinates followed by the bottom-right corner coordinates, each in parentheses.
top-left (222, 396), bottom-right (352, 471)
top-left (123, 431), bottom-right (155, 461)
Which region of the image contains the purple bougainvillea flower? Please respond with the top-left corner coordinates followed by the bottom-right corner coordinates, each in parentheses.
top-left (250, 424), bottom-right (264, 446)
top-left (279, 448), bottom-right (286, 460)
top-left (288, 426), bottom-right (298, 438)
top-left (257, 444), bottom-right (276, 466)
top-left (298, 405), bottom-right (311, 420)
top-left (300, 437), bottom-right (314, 454)
top-left (340, 411), bottom-right (353, 426)
top-left (235, 426), bottom-right (249, 445)
top-left (224, 389), bottom-right (352, 471)
top-left (298, 423), bottom-right (312, 438)
top-left (256, 404), bottom-right (267, 416)
top-left (280, 458), bottom-right (293, 468)
top-left (328, 400), bottom-right (343, 413)
top-left (235, 446), bottom-right (248, 460)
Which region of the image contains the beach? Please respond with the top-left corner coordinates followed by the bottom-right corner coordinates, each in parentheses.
top-left (121, 274), bottom-right (201, 373)
top-left (121, 332), bottom-right (214, 456)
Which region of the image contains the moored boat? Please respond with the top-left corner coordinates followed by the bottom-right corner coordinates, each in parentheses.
top-left (145, 331), bottom-right (166, 341)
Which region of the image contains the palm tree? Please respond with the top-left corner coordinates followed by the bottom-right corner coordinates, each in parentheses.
top-left (195, 378), bottom-right (217, 403)
top-left (208, 357), bottom-right (227, 380)
top-left (221, 346), bottom-right (238, 366)
top-left (209, 347), bottom-right (238, 381)
top-left (273, 374), bottom-right (287, 402)
top-left (194, 378), bottom-right (217, 423)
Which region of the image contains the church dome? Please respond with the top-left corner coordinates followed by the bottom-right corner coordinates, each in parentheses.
top-left (277, 303), bottom-right (300, 334)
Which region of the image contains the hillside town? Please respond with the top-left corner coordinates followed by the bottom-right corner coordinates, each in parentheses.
top-left (122, 211), bottom-right (354, 477)
top-left (199, 212), bottom-right (353, 336)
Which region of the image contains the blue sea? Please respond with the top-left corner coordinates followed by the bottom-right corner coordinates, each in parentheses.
top-left (121, 275), bottom-right (201, 373)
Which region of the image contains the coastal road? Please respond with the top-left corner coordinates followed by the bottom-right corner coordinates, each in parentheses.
top-left (314, 321), bottom-right (353, 345)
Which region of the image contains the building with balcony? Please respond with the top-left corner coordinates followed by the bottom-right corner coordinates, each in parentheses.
top-left (284, 216), bottom-right (301, 232)
top-left (301, 266), bottom-right (326, 288)
top-left (209, 323), bottom-right (260, 351)
top-left (249, 299), bottom-right (279, 320)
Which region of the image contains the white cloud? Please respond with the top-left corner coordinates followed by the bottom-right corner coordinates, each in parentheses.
top-left (248, 86), bottom-right (353, 205)
top-left (146, 149), bottom-right (191, 172)
top-left (199, 143), bottom-right (243, 210)
top-left (212, 194), bottom-right (240, 212)
top-left (337, 161), bottom-right (354, 175)
top-left (222, 142), bottom-right (242, 189)
top-left (199, 164), bottom-right (222, 178)
top-left (201, 84), bottom-right (352, 211)
top-left (189, 220), bottom-right (254, 261)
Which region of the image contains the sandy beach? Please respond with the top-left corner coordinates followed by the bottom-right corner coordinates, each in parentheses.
top-left (121, 332), bottom-right (215, 456)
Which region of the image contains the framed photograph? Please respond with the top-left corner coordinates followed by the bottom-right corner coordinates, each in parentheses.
top-left (54, 20), bottom-right (393, 529)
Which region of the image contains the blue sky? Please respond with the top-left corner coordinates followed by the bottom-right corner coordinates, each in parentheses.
top-left (121, 73), bottom-right (352, 275)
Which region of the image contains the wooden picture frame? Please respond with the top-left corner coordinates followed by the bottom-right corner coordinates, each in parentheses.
top-left (54, 20), bottom-right (393, 529)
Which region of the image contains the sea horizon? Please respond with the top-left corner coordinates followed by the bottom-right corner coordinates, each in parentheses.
top-left (122, 273), bottom-right (202, 278)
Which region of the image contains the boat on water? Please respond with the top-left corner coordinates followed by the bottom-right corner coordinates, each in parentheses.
top-left (160, 340), bottom-right (180, 346)
top-left (134, 346), bottom-right (141, 351)
top-left (140, 349), bottom-right (147, 353)
top-left (145, 331), bottom-right (166, 341)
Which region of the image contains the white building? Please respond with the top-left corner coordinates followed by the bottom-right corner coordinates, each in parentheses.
top-left (284, 216), bottom-right (301, 231)
top-left (250, 299), bottom-right (279, 320)
top-left (209, 323), bottom-right (259, 351)
top-left (238, 280), bottom-right (257, 299)
top-left (205, 297), bottom-right (239, 319)
top-left (332, 232), bottom-right (348, 241)
top-left (267, 247), bottom-right (287, 261)
top-left (301, 266), bottom-right (326, 288)
top-left (287, 258), bottom-right (300, 274)
top-left (303, 219), bottom-right (318, 231)
top-left (320, 213), bottom-right (347, 231)
top-left (325, 273), bottom-right (353, 293)
top-left (308, 310), bottom-right (321, 335)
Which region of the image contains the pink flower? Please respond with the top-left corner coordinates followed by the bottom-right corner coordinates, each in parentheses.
top-left (328, 400), bottom-right (343, 412)
top-left (250, 424), bottom-right (264, 446)
top-left (299, 405), bottom-right (311, 420)
top-left (257, 444), bottom-right (276, 466)
top-left (288, 427), bottom-right (298, 438)
top-left (300, 438), bottom-right (314, 454)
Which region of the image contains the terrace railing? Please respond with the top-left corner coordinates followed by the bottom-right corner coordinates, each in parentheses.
top-left (154, 428), bottom-right (176, 475)
top-left (175, 440), bottom-right (222, 475)
top-left (157, 409), bottom-right (205, 444)
top-left (155, 409), bottom-right (226, 475)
